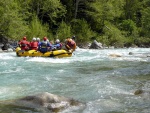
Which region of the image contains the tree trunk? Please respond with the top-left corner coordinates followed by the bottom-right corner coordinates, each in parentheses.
top-left (75, 0), bottom-right (82, 19)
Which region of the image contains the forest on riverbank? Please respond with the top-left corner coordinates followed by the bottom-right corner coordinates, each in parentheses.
top-left (0, 0), bottom-right (150, 47)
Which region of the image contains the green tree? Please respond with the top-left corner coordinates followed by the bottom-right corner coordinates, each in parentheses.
top-left (55, 21), bottom-right (71, 41)
top-left (121, 19), bottom-right (137, 36)
top-left (102, 21), bottom-right (125, 47)
top-left (141, 1), bottom-right (150, 37)
top-left (60, 0), bottom-right (75, 22)
top-left (85, 0), bottom-right (125, 33)
top-left (0, 0), bottom-right (29, 40)
top-left (27, 15), bottom-right (51, 40)
top-left (71, 19), bottom-right (96, 43)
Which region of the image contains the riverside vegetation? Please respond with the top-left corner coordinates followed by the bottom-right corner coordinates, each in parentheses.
top-left (0, 0), bottom-right (150, 48)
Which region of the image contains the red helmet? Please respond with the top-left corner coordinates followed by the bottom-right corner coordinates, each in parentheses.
top-left (43, 37), bottom-right (47, 41)
top-left (23, 36), bottom-right (26, 40)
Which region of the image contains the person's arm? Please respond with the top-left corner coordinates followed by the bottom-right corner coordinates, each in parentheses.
top-left (73, 43), bottom-right (76, 51)
top-left (65, 44), bottom-right (70, 50)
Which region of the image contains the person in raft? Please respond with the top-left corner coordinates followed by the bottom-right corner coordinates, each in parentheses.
top-left (36, 37), bottom-right (40, 43)
top-left (30, 37), bottom-right (38, 50)
top-left (18, 36), bottom-right (30, 51)
top-left (52, 39), bottom-right (62, 50)
top-left (65, 38), bottom-right (76, 53)
top-left (38, 37), bottom-right (52, 53)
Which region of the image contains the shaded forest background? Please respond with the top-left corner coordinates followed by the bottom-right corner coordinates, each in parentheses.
top-left (0, 0), bottom-right (150, 47)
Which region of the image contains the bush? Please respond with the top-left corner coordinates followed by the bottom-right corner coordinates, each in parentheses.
top-left (55, 21), bottom-right (71, 41)
top-left (71, 19), bottom-right (96, 43)
top-left (102, 21), bottom-right (125, 47)
top-left (27, 16), bottom-right (51, 41)
top-left (120, 19), bottom-right (137, 36)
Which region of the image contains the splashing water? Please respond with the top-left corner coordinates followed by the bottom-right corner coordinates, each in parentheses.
top-left (0, 48), bottom-right (150, 113)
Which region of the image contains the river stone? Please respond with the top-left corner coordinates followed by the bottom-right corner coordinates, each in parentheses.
top-left (7, 92), bottom-right (84, 112)
top-left (89, 40), bottom-right (103, 49)
top-left (109, 53), bottom-right (122, 57)
top-left (134, 89), bottom-right (144, 95)
top-left (129, 52), bottom-right (133, 55)
top-left (147, 55), bottom-right (150, 57)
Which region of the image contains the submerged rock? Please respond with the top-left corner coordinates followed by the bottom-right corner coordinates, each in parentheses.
top-left (129, 52), bottom-right (133, 55)
top-left (1, 92), bottom-right (84, 112)
top-left (134, 89), bottom-right (150, 100)
top-left (147, 55), bottom-right (150, 57)
top-left (134, 89), bottom-right (144, 95)
top-left (109, 53), bottom-right (122, 57)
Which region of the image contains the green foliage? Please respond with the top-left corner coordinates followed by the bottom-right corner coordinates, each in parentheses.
top-left (102, 21), bottom-right (125, 47)
top-left (85, 0), bottom-right (125, 32)
top-left (55, 21), bottom-right (71, 41)
top-left (123, 0), bottom-right (140, 20)
top-left (27, 15), bottom-right (51, 40)
top-left (0, 0), bottom-right (149, 47)
top-left (37, 0), bottom-right (66, 26)
top-left (71, 19), bottom-right (96, 43)
top-left (0, 0), bottom-right (29, 40)
top-left (123, 36), bottom-right (136, 47)
top-left (60, 0), bottom-right (75, 22)
top-left (141, 7), bottom-right (150, 37)
top-left (135, 37), bottom-right (150, 47)
top-left (121, 19), bottom-right (137, 36)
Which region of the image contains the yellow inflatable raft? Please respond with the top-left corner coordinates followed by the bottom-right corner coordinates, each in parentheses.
top-left (16, 47), bottom-right (72, 58)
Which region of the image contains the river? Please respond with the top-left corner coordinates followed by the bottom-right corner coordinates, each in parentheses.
top-left (0, 48), bottom-right (150, 113)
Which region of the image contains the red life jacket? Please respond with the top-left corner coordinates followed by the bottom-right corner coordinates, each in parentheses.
top-left (19, 40), bottom-right (30, 50)
top-left (30, 41), bottom-right (38, 50)
top-left (20, 40), bottom-right (27, 47)
top-left (67, 40), bottom-right (75, 48)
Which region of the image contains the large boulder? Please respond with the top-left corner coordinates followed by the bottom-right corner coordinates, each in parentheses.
top-left (1, 92), bottom-right (85, 112)
top-left (0, 34), bottom-right (17, 51)
top-left (0, 34), bottom-right (8, 44)
top-left (1, 43), bottom-right (15, 51)
top-left (89, 40), bottom-right (103, 49)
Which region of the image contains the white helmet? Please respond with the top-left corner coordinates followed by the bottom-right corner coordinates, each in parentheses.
top-left (37, 37), bottom-right (40, 41)
top-left (32, 37), bottom-right (36, 41)
top-left (55, 39), bottom-right (60, 43)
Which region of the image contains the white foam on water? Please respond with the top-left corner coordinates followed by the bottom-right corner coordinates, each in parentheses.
top-left (0, 86), bottom-right (23, 100)
top-left (58, 69), bottom-right (65, 73)
top-left (0, 62), bottom-right (8, 66)
top-left (0, 67), bottom-right (24, 74)
top-left (26, 57), bottom-right (73, 63)
top-left (0, 55), bottom-right (14, 60)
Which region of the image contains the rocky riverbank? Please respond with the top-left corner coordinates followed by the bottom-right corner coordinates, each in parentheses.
top-left (0, 35), bottom-right (150, 52)
top-left (0, 35), bottom-right (17, 51)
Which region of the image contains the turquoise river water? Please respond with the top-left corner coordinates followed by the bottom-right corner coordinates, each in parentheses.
top-left (0, 48), bottom-right (150, 113)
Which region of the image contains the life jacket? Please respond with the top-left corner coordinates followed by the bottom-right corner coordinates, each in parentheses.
top-left (56, 43), bottom-right (63, 49)
top-left (41, 41), bottom-right (47, 48)
top-left (20, 40), bottom-right (27, 47)
top-left (67, 40), bottom-right (75, 48)
top-left (66, 40), bottom-right (76, 51)
top-left (30, 41), bottom-right (38, 50)
top-left (19, 40), bottom-right (30, 50)
top-left (30, 41), bottom-right (38, 48)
